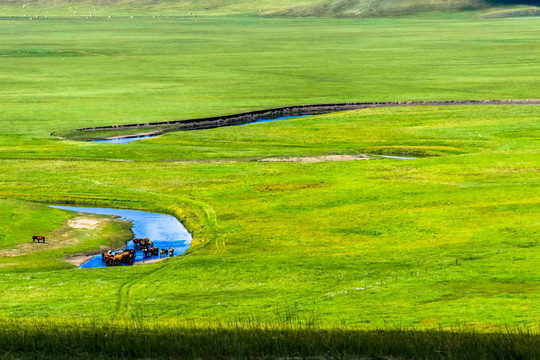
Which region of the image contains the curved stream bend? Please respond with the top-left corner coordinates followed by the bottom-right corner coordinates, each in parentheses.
top-left (52, 206), bottom-right (192, 268)
top-left (75, 99), bottom-right (540, 141)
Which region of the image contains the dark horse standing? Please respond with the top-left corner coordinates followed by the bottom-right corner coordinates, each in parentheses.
top-left (32, 235), bottom-right (45, 243)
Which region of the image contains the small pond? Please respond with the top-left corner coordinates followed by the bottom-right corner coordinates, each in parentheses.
top-left (51, 206), bottom-right (192, 268)
top-left (94, 115), bottom-right (313, 143)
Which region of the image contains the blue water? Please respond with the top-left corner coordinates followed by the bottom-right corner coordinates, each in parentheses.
top-left (380, 155), bottom-right (417, 159)
top-left (93, 115), bottom-right (313, 143)
top-left (51, 206), bottom-right (192, 268)
top-left (94, 135), bottom-right (159, 143)
top-left (244, 115), bottom-right (313, 125)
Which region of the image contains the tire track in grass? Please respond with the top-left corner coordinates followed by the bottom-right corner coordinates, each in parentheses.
top-left (116, 253), bottom-right (199, 321)
top-left (115, 223), bottom-right (220, 321)
top-left (114, 259), bottom-right (169, 320)
top-left (112, 193), bottom-right (219, 320)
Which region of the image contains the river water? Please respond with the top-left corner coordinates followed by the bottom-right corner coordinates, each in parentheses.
top-left (243, 114), bottom-right (312, 125)
top-left (94, 115), bottom-right (313, 143)
top-left (93, 135), bottom-right (158, 143)
top-left (51, 206), bottom-right (192, 268)
top-left (380, 155), bottom-right (416, 159)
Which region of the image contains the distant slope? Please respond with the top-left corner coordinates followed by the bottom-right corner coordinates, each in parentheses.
top-left (264, 0), bottom-right (540, 17)
top-left (1, 0), bottom-right (539, 17)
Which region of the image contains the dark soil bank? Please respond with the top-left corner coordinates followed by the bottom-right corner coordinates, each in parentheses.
top-left (72, 99), bottom-right (540, 140)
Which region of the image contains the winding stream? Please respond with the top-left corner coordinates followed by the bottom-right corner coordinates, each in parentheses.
top-left (51, 206), bottom-right (192, 268)
top-left (380, 155), bottom-right (416, 159)
top-left (83, 100), bottom-right (540, 144)
top-left (243, 114), bottom-right (313, 125)
top-left (94, 114), bottom-right (313, 143)
top-left (94, 135), bottom-right (159, 143)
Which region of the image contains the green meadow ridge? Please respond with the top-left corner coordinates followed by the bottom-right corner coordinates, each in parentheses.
top-left (0, 0), bottom-right (540, 358)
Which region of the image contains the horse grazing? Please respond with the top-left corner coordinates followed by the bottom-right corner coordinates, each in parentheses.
top-left (32, 235), bottom-right (45, 243)
top-left (160, 248), bottom-right (168, 257)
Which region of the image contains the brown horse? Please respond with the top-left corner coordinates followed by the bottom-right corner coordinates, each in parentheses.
top-left (148, 247), bottom-right (159, 256)
top-left (169, 248), bottom-right (174, 257)
top-left (32, 235), bottom-right (45, 243)
top-left (103, 253), bottom-right (115, 266)
top-left (133, 238), bottom-right (142, 248)
top-left (104, 251), bottom-right (134, 266)
top-left (160, 248), bottom-right (168, 257)
top-left (133, 238), bottom-right (153, 249)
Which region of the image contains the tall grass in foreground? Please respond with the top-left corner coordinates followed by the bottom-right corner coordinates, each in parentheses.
top-left (0, 318), bottom-right (539, 359)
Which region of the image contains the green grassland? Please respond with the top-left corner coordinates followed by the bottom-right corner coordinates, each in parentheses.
top-left (1, 1), bottom-right (540, 358)
top-left (2, 105), bottom-right (539, 326)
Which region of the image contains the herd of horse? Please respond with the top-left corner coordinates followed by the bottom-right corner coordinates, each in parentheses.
top-left (101, 238), bottom-right (174, 266)
top-left (102, 248), bottom-right (136, 266)
top-left (32, 234), bottom-right (175, 267)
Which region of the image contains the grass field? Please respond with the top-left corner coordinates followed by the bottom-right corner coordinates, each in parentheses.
top-left (1, 2), bottom-right (540, 358)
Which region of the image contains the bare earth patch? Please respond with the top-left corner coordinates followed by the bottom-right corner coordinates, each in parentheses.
top-left (134, 257), bottom-right (168, 266)
top-left (259, 154), bottom-right (370, 163)
top-left (67, 217), bottom-right (103, 229)
top-left (65, 254), bottom-right (99, 267)
top-left (0, 215), bottom-right (109, 258)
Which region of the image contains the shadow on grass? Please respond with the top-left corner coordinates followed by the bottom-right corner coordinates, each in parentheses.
top-left (0, 318), bottom-right (539, 359)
